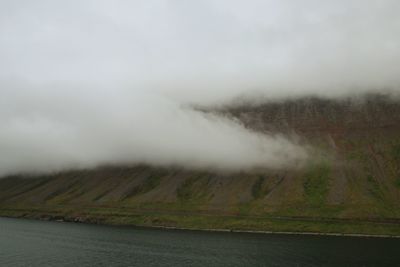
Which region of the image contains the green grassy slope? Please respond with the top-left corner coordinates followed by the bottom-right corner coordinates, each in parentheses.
top-left (1, 94), bottom-right (400, 235)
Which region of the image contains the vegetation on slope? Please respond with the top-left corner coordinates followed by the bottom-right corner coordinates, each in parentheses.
top-left (1, 95), bottom-right (400, 235)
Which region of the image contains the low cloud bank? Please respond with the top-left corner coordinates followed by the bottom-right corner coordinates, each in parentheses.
top-left (0, 85), bottom-right (308, 176)
top-left (0, 1), bottom-right (399, 176)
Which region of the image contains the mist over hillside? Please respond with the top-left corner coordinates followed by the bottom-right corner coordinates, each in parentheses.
top-left (0, 0), bottom-right (400, 178)
top-left (1, 95), bottom-right (399, 234)
top-left (2, 0), bottom-right (400, 236)
top-left (1, 1), bottom-right (400, 176)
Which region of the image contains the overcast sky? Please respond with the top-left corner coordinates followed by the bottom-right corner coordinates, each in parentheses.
top-left (0, 1), bottom-right (399, 176)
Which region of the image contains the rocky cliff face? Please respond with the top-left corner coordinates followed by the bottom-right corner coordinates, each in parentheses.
top-left (1, 94), bottom-right (399, 222)
top-left (228, 94), bottom-right (400, 135)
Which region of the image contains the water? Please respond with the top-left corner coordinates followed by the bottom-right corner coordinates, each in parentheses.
top-left (1, 217), bottom-right (400, 266)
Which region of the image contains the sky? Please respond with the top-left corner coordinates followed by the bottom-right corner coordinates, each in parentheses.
top-left (0, 0), bottom-right (399, 176)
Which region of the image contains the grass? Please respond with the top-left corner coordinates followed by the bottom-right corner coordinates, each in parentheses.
top-left (251, 176), bottom-right (266, 199)
top-left (1, 204), bottom-right (400, 236)
top-left (1, 136), bottom-right (399, 236)
top-left (176, 175), bottom-right (210, 204)
top-left (123, 174), bottom-right (162, 199)
top-left (392, 143), bottom-right (400, 161)
top-left (366, 174), bottom-right (384, 201)
top-left (395, 179), bottom-right (400, 188)
top-left (141, 175), bottom-right (162, 193)
top-left (303, 162), bottom-right (331, 206)
top-left (177, 177), bottom-right (197, 201)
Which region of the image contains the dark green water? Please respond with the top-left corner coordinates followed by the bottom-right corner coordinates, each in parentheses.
top-left (1, 217), bottom-right (400, 266)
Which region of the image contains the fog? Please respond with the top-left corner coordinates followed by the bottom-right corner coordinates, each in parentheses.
top-left (1, 1), bottom-right (399, 176)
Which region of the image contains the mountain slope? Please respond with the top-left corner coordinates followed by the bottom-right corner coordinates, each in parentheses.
top-left (1, 94), bottom-right (400, 235)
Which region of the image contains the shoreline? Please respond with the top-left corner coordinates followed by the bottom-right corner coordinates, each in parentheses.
top-left (136, 225), bottom-right (400, 239)
top-left (2, 214), bottom-right (400, 239)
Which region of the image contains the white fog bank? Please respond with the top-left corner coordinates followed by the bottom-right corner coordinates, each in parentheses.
top-left (0, 1), bottom-right (399, 176)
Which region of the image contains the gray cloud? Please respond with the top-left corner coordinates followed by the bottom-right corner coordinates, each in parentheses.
top-left (0, 0), bottom-right (399, 176)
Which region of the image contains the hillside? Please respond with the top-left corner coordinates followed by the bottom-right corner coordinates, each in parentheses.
top-left (1, 94), bottom-right (400, 235)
